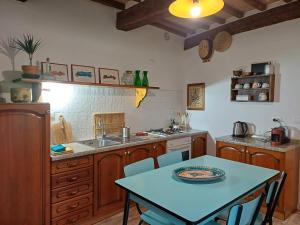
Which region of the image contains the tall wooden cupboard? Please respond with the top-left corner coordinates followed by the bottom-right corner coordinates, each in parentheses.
top-left (0, 104), bottom-right (50, 225)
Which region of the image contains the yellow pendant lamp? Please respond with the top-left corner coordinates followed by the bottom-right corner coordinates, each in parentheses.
top-left (169, 0), bottom-right (224, 18)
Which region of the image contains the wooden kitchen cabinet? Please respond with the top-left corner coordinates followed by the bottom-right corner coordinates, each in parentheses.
top-left (153, 141), bottom-right (167, 168)
top-left (93, 149), bottom-right (126, 218)
top-left (216, 142), bottom-right (246, 162)
top-left (191, 134), bottom-right (207, 158)
top-left (126, 143), bottom-right (153, 164)
top-left (216, 141), bottom-right (299, 219)
top-left (0, 104), bottom-right (50, 225)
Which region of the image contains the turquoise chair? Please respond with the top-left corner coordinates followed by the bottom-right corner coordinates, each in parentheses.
top-left (142, 194), bottom-right (265, 225)
top-left (217, 172), bottom-right (287, 225)
top-left (157, 150), bottom-right (183, 168)
top-left (124, 158), bottom-right (171, 225)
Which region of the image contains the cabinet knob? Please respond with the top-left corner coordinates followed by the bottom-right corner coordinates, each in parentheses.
top-left (192, 139), bottom-right (195, 142)
top-left (128, 151), bottom-right (131, 155)
top-left (124, 151), bottom-right (127, 155)
top-left (67, 162), bottom-right (79, 168)
top-left (68, 202), bottom-right (79, 209)
top-left (153, 145), bottom-right (157, 150)
top-left (68, 190), bottom-right (79, 196)
top-left (67, 217), bottom-right (79, 223)
top-left (68, 176), bottom-right (79, 182)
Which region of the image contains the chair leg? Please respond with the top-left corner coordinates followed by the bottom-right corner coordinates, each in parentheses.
top-left (138, 220), bottom-right (143, 225)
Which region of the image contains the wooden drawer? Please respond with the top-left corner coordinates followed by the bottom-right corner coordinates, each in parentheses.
top-left (52, 156), bottom-right (93, 175)
top-left (51, 206), bottom-right (92, 225)
top-left (51, 180), bottom-right (93, 204)
top-left (51, 167), bottom-right (93, 189)
top-left (51, 193), bottom-right (93, 218)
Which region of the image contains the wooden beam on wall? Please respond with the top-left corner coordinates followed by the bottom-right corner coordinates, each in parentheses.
top-left (184, 0), bottom-right (300, 50)
top-left (243, 0), bottom-right (267, 11)
top-left (223, 4), bottom-right (244, 18)
top-left (91, 0), bottom-right (125, 10)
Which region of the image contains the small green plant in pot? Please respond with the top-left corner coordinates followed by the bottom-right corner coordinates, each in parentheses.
top-left (14, 34), bottom-right (41, 78)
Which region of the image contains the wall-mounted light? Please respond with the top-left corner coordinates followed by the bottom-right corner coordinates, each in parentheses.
top-left (169, 0), bottom-right (224, 18)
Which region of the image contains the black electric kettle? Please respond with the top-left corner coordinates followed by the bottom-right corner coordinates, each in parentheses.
top-left (232, 121), bottom-right (248, 137)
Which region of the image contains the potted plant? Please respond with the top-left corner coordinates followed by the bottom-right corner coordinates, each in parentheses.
top-left (14, 34), bottom-right (41, 78)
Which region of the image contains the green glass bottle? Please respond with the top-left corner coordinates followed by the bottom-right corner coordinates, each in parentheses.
top-left (142, 71), bottom-right (149, 87)
top-left (134, 70), bottom-right (142, 86)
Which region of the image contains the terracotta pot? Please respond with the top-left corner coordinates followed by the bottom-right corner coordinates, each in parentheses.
top-left (22, 65), bottom-right (40, 75)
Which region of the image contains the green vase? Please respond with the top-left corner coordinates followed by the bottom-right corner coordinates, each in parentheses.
top-left (134, 70), bottom-right (142, 86)
top-left (142, 71), bottom-right (149, 87)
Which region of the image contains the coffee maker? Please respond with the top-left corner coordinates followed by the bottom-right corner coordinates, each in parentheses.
top-left (271, 118), bottom-right (289, 146)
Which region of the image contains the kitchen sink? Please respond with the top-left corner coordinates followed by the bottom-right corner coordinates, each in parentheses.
top-left (79, 138), bottom-right (121, 148)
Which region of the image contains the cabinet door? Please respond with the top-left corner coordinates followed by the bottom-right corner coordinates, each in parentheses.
top-left (216, 141), bottom-right (246, 163)
top-left (246, 147), bottom-right (284, 212)
top-left (191, 134), bottom-right (207, 158)
top-left (127, 144), bottom-right (154, 164)
top-left (0, 104), bottom-right (50, 225)
top-left (153, 141), bottom-right (167, 168)
top-left (246, 147), bottom-right (282, 170)
top-left (94, 149), bottom-right (126, 218)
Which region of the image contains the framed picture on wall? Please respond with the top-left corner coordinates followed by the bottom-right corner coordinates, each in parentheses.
top-left (71, 64), bottom-right (96, 83)
top-left (99, 68), bottom-right (120, 85)
top-left (187, 83), bottom-right (205, 110)
top-left (41, 62), bottom-right (69, 81)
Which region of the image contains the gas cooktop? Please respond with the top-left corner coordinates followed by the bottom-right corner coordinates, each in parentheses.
top-left (147, 128), bottom-right (184, 137)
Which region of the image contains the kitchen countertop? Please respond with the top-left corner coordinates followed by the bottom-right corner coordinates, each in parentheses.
top-left (216, 135), bottom-right (300, 152)
top-left (51, 130), bottom-right (207, 161)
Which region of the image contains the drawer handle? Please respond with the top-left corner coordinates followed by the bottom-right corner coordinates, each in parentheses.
top-left (68, 190), bottom-right (79, 196)
top-left (67, 162), bottom-right (79, 168)
top-left (67, 217), bottom-right (79, 224)
top-left (68, 176), bottom-right (79, 182)
top-left (68, 202), bottom-right (79, 209)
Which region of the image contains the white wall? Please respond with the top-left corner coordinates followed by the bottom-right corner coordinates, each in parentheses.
top-left (181, 19), bottom-right (300, 208)
top-left (0, 0), bottom-right (184, 140)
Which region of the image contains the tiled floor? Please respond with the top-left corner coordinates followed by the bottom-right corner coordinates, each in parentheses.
top-left (94, 208), bottom-right (300, 225)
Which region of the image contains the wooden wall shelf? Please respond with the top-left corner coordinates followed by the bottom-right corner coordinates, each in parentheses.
top-left (231, 74), bottom-right (275, 102)
top-left (15, 78), bottom-right (160, 90)
top-left (14, 78), bottom-right (160, 108)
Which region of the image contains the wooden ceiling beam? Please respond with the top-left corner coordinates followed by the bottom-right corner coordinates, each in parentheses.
top-left (91, 0), bottom-right (125, 10)
top-left (117, 0), bottom-right (174, 31)
top-left (152, 19), bottom-right (197, 37)
top-left (184, 0), bottom-right (300, 50)
top-left (243, 0), bottom-right (267, 11)
top-left (206, 15), bottom-right (226, 24)
top-left (223, 4), bottom-right (244, 18)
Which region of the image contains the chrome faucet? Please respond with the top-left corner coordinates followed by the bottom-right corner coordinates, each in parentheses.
top-left (98, 119), bottom-right (107, 139)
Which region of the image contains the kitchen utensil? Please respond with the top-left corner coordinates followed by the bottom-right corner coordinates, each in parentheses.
top-left (243, 83), bottom-right (251, 89)
top-left (10, 88), bottom-right (32, 103)
top-left (251, 62), bottom-right (274, 75)
top-left (122, 127), bottom-right (130, 138)
top-left (262, 83), bottom-right (270, 88)
top-left (173, 166), bottom-right (225, 182)
top-left (213, 31), bottom-right (232, 52)
top-left (142, 71), bottom-right (149, 87)
top-left (271, 127), bottom-right (289, 146)
top-left (233, 70), bottom-right (243, 77)
top-left (51, 115), bottom-right (73, 144)
top-left (258, 93), bottom-right (268, 101)
top-left (232, 121), bottom-right (248, 137)
top-left (241, 72), bottom-right (253, 76)
top-left (121, 70), bottom-right (134, 85)
top-left (198, 39), bottom-right (213, 63)
top-left (252, 82), bottom-right (262, 89)
top-left (236, 95), bottom-right (250, 101)
top-left (234, 84), bottom-right (243, 89)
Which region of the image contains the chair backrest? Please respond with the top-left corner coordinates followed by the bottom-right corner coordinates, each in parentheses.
top-left (157, 150), bottom-right (183, 168)
top-left (265, 171), bottom-right (287, 222)
top-left (227, 194), bottom-right (265, 225)
top-left (124, 158), bottom-right (155, 177)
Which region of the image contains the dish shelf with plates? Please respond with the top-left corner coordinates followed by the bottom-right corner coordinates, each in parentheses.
top-left (231, 74), bottom-right (275, 102)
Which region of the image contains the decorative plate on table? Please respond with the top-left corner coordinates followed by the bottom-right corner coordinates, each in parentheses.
top-left (173, 166), bottom-right (225, 182)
